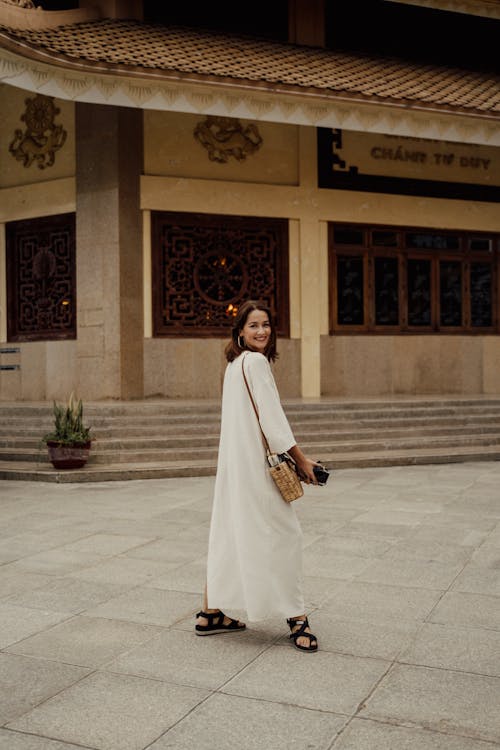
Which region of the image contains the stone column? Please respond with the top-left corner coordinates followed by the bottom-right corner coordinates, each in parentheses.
top-left (299, 218), bottom-right (322, 398)
top-left (75, 103), bottom-right (143, 400)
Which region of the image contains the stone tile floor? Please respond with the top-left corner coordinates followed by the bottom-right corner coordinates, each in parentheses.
top-left (0, 461), bottom-right (499, 750)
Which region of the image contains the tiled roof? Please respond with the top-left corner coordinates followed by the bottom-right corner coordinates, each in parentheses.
top-left (1, 18), bottom-right (499, 117)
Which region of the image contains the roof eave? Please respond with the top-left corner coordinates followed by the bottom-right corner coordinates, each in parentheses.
top-left (1, 39), bottom-right (498, 147)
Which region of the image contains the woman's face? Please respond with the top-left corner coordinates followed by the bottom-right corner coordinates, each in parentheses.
top-left (240, 309), bottom-right (272, 354)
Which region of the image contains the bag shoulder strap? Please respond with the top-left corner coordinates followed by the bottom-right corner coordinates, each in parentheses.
top-left (241, 354), bottom-right (271, 456)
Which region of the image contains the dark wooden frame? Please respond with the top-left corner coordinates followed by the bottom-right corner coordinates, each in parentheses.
top-left (6, 213), bottom-right (76, 342)
top-left (329, 223), bottom-right (499, 334)
top-left (151, 211), bottom-right (290, 337)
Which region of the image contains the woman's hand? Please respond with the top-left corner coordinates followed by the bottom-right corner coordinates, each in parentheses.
top-left (287, 446), bottom-right (319, 485)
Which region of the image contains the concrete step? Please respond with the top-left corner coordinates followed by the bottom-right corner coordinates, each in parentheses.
top-left (1, 396), bottom-right (499, 482)
top-left (3, 410), bottom-right (500, 436)
top-left (5, 430), bottom-right (500, 465)
top-left (3, 422), bottom-right (500, 449)
top-left (1, 443), bottom-right (500, 482)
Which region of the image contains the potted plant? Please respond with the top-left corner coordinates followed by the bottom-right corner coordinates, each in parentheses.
top-left (42, 393), bottom-right (92, 469)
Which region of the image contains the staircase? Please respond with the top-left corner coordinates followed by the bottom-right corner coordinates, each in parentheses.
top-left (1, 396), bottom-right (500, 482)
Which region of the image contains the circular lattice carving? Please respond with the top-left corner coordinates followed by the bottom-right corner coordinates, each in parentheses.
top-left (194, 250), bottom-right (248, 305)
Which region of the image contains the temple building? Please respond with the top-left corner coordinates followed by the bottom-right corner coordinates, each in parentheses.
top-left (0, 0), bottom-right (499, 402)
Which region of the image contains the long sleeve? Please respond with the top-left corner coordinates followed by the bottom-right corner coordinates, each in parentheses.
top-left (244, 352), bottom-right (295, 454)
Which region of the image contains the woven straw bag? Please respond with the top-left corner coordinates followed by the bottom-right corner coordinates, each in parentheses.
top-left (268, 454), bottom-right (304, 502)
top-left (242, 355), bottom-right (304, 503)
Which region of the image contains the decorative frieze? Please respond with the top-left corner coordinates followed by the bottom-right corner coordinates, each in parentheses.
top-left (0, 48), bottom-right (498, 147)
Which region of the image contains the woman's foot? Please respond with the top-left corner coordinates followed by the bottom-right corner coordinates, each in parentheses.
top-left (287, 616), bottom-right (318, 652)
top-left (195, 609), bottom-right (246, 635)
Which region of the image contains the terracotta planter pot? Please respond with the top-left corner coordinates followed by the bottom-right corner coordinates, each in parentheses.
top-left (46, 440), bottom-right (92, 469)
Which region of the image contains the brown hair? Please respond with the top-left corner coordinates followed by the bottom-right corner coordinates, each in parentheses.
top-left (224, 300), bottom-right (278, 363)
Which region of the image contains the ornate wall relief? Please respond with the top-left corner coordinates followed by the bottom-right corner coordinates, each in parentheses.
top-left (194, 116), bottom-right (263, 163)
top-left (9, 94), bottom-right (67, 169)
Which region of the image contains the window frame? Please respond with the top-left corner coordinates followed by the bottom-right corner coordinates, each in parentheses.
top-left (151, 210), bottom-right (290, 338)
top-left (329, 223), bottom-right (498, 334)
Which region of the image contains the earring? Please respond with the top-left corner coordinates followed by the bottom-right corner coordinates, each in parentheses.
top-left (238, 335), bottom-right (245, 348)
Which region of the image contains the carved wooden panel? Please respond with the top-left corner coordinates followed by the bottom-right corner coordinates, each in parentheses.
top-left (152, 212), bottom-right (289, 336)
top-left (6, 213), bottom-right (76, 342)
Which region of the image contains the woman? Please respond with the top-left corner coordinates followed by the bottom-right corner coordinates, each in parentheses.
top-left (195, 300), bottom-right (319, 652)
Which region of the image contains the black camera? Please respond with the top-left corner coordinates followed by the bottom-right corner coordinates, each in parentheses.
top-left (313, 463), bottom-right (330, 485)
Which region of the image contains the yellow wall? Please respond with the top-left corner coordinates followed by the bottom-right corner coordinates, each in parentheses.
top-left (144, 111), bottom-right (299, 186)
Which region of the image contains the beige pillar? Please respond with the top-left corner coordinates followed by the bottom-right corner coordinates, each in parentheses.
top-left (296, 125), bottom-right (326, 398)
top-left (299, 219), bottom-right (322, 397)
top-left (75, 103), bottom-right (144, 400)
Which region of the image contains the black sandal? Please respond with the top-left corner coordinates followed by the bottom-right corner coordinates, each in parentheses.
top-left (287, 617), bottom-right (318, 652)
top-left (195, 610), bottom-right (246, 636)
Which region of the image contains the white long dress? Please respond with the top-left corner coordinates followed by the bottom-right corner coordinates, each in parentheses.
top-left (206, 351), bottom-right (305, 622)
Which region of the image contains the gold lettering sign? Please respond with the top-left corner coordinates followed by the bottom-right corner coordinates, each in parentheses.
top-left (331, 130), bottom-right (498, 186)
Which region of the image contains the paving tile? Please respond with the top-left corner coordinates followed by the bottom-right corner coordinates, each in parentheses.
top-left (297, 508), bottom-right (362, 529)
top-left (302, 576), bottom-right (346, 608)
top-left (450, 563), bottom-right (500, 596)
top-left (340, 521), bottom-right (415, 542)
top-left (418, 514), bottom-right (497, 534)
top-left (471, 543), bottom-right (500, 568)
top-left (149, 692), bottom-right (346, 749)
top-left (7, 671), bottom-right (208, 750)
top-left (334, 717), bottom-right (496, 749)
top-left (402, 524), bottom-right (490, 547)
top-left (0, 602), bottom-right (71, 649)
top-left (0, 653), bottom-right (89, 725)
top-left (356, 558), bottom-right (464, 590)
top-left (0, 569), bottom-right (55, 600)
top-left (428, 591), bottom-right (500, 631)
top-left (346, 510), bottom-right (429, 527)
top-left (361, 664), bottom-right (500, 744)
top-left (308, 611), bottom-right (418, 660)
top-left (67, 556), bottom-right (179, 585)
top-left (0, 529), bottom-right (98, 564)
top-left (0, 729), bottom-right (89, 749)
top-left (381, 539), bottom-right (473, 566)
top-left (154, 507), bottom-right (212, 524)
top-left (311, 534), bottom-right (393, 558)
top-left (6, 579), bottom-right (132, 615)
top-left (320, 581), bottom-right (442, 624)
top-left (302, 545), bottom-right (373, 580)
top-left (399, 622), bottom-right (500, 677)
top-left (145, 560), bottom-right (206, 594)
top-left (58, 533), bottom-right (156, 555)
top-left (2, 464), bottom-right (500, 750)
top-left (107, 627), bottom-right (270, 689)
top-left (8, 549), bottom-right (109, 576)
top-left (122, 538), bottom-right (204, 564)
top-left (84, 586), bottom-right (200, 627)
top-left (222, 644), bottom-right (389, 714)
top-left (6, 616), bottom-right (163, 668)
